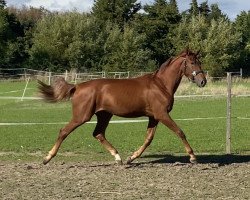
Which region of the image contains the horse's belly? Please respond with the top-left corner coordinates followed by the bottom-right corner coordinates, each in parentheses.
top-left (96, 99), bottom-right (147, 118)
top-left (114, 110), bottom-right (145, 118)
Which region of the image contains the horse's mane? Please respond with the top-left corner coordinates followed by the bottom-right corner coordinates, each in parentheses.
top-left (160, 57), bottom-right (173, 69)
top-left (158, 55), bottom-right (180, 73)
top-left (157, 49), bottom-right (197, 73)
top-left (179, 49), bottom-right (197, 57)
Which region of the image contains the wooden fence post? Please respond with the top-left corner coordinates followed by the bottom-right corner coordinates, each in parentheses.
top-left (48, 71), bottom-right (52, 85)
top-left (226, 72), bottom-right (232, 154)
top-left (65, 70), bottom-right (68, 81)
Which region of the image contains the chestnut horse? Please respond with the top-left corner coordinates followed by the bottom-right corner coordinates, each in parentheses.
top-left (38, 49), bottom-right (206, 165)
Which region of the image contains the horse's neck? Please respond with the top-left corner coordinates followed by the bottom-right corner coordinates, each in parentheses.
top-left (156, 59), bottom-right (183, 96)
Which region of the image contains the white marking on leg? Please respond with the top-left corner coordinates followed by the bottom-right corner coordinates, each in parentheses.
top-left (115, 154), bottom-right (121, 161)
top-left (45, 152), bottom-right (52, 161)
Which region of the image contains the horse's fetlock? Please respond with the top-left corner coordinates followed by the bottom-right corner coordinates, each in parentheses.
top-left (187, 150), bottom-right (194, 155)
top-left (95, 134), bottom-right (105, 142)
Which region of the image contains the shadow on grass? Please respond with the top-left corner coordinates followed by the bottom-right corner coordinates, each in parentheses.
top-left (141, 154), bottom-right (250, 165)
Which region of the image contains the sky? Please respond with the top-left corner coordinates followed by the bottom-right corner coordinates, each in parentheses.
top-left (5, 0), bottom-right (250, 20)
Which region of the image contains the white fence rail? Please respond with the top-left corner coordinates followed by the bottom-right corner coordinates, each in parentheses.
top-left (0, 68), bottom-right (153, 84)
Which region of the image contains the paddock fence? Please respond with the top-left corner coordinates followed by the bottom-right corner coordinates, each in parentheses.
top-left (0, 68), bottom-right (153, 84)
top-left (0, 67), bottom-right (249, 155)
top-left (0, 67), bottom-right (249, 99)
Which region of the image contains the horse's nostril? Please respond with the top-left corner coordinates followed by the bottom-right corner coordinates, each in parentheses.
top-left (200, 80), bottom-right (206, 87)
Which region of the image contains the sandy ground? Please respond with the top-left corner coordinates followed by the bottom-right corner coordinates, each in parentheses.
top-left (0, 154), bottom-right (249, 200)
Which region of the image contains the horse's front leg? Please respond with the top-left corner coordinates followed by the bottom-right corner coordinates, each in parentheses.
top-left (126, 117), bottom-right (158, 164)
top-left (158, 113), bottom-right (197, 163)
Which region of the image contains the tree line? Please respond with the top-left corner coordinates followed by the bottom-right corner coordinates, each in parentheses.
top-left (0, 0), bottom-right (250, 77)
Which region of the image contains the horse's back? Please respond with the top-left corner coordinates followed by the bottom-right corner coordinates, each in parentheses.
top-left (76, 75), bottom-right (152, 93)
top-left (73, 76), bottom-right (153, 117)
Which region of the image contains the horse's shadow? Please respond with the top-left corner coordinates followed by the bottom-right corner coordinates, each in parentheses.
top-left (140, 154), bottom-right (250, 166)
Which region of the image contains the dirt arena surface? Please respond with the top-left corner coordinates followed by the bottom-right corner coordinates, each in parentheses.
top-left (0, 155), bottom-right (249, 200)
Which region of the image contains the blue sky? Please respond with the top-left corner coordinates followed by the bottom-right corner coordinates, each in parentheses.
top-left (6, 0), bottom-right (250, 20)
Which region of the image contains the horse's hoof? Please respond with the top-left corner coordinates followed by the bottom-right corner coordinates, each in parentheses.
top-left (190, 158), bottom-right (198, 164)
top-left (126, 157), bottom-right (133, 165)
top-left (43, 159), bottom-right (49, 165)
top-left (43, 155), bottom-right (51, 165)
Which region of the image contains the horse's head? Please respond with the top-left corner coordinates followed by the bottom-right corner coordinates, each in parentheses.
top-left (181, 49), bottom-right (207, 87)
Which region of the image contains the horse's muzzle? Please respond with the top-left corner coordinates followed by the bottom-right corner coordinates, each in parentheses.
top-left (196, 79), bottom-right (207, 87)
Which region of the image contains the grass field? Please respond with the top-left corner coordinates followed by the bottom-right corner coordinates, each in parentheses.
top-left (0, 98), bottom-right (249, 162)
top-left (0, 80), bottom-right (249, 163)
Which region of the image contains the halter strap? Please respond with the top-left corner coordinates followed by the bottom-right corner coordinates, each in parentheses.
top-left (192, 70), bottom-right (204, 76)
top-left (183, 59), bottom-right (204, 77)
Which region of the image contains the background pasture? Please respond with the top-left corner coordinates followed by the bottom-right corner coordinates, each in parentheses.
top-left (0, 79), bottom-right (249, 163)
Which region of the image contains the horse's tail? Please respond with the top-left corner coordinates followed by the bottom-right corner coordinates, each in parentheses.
top-left (38, 77), bottom-right (76, 103)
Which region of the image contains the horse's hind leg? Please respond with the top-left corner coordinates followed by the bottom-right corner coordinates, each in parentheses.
top-left (93, 111), bottom-right (122, 165)
top-left (127, 117), bottom-right (158, 164)
top-left (43, 101), bottom-right (94, 165)
top-left (43, 118), bottom-right (86, 165)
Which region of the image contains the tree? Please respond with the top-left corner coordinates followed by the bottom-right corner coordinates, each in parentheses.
top-left (0, 1), bottom-right (27, 68)
top-left (0, 8), bottom-right (8, 65)
top-left (171, 15), bottom-right (241, 77)
top-left (29, 12), bottom-right (155, 72)
top-left (233, 11), bottom-right (250, 75)
top-left (171, 15), bottom-right (208, 53)
top-left (170, 0), bottom-right (178, 12)
top-left (29, 12), bottom-right (98, 71)
top-left (92, 0), bottom-right (141, 29)
top-left (134, 0), bottom-right (181, 65)
top-left (199, 1), bottom-right (211, 18)
top-left (209, 3), bottom-right (227, 21)
top-left (186, 1), bottom-right (226, 23)
top-left (3, 13), bottom-right (25, 67)
top-left (101, 23), bottom-right (154, 71)
top-left (203, 19), bottom-right (241, 76)
top-left (189, 0), bottom-right (199, 16)
top-left (0, 0), bottom-right (6, 9)
top-left (7, 6), bottom-right (47, 30)
top-left (235, 11), bottom-right (250, 46)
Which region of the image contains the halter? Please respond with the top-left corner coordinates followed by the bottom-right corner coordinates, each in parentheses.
top-left (183, 59), bottom-right (204, 78)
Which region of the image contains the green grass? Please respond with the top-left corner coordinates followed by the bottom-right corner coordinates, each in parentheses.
top-left (0, 80), bottom-right (38, 97)
top-left (0, 95), bottom-right (249, 162)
